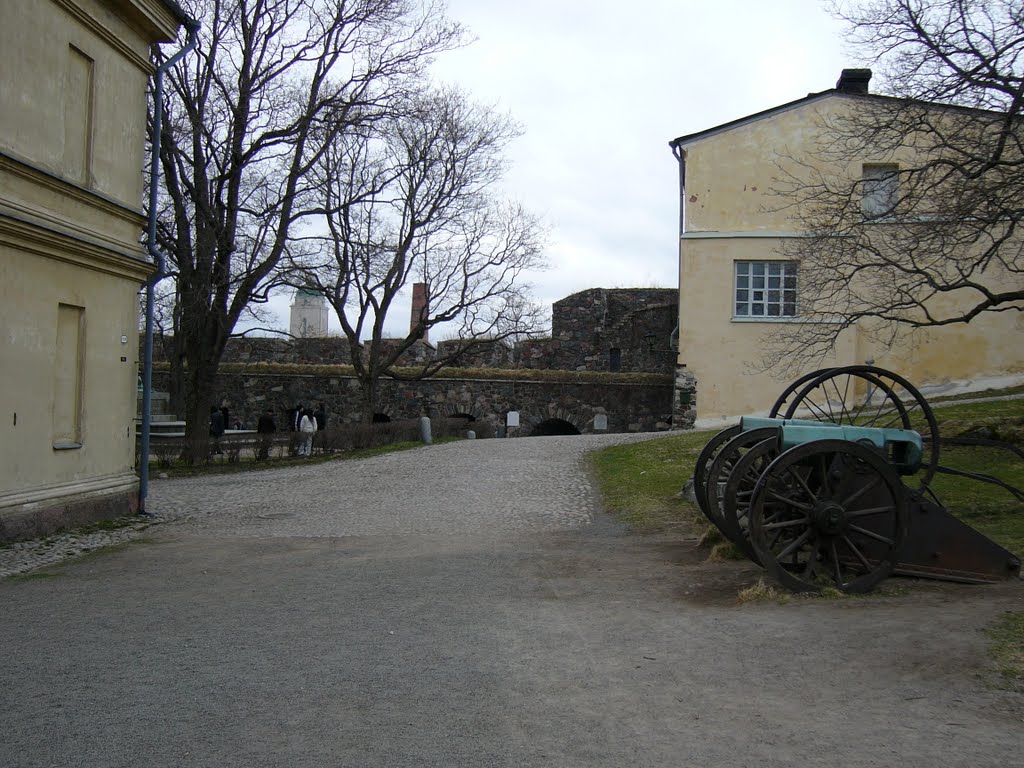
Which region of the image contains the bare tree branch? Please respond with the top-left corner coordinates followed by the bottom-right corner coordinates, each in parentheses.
top-left (293, 87), bottom-right (548, 418)
top-left (761, 0), bottom-right (1024, 371)
top-left (152, 0), bottom-right (463, 460)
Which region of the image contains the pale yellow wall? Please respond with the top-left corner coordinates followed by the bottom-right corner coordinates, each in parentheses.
top-left (0, 247), bottom-right (142, 492)
top-left (677, 97), bottom-right (1024, 422)
top-left (0, 0), bottom-right (179, 530)
top-left (683, 100), bottom-right (834, 233)
top-left (677, 236), bottom-right (857, 421)
top-left (0, 0), bottom-right (160, 209)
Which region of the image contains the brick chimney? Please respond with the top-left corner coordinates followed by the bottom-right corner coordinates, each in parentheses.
top-left (836, 68), bottom-right (872, 94)
top-left (410, 282), bottom-right (429, 342)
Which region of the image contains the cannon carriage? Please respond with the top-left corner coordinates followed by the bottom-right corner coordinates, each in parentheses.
top-left (693, 366), bottom-right (1022, 593)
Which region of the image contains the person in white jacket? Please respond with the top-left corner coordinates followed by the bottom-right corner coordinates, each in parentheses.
top-left (298, 408), bottom-right (317, 457)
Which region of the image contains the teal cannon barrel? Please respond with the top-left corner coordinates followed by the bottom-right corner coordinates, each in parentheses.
top-left (738, 416), bottom-right (923, 475)
top-left (778, 424), bottom-right (923, 476)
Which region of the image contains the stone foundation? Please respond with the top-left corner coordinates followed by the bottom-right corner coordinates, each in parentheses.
top-left (0, 474), bottom-right (139, 543)
top-left (672, 365), bottom-right (698, 430)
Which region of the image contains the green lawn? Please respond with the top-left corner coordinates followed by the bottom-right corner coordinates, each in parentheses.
top-left (590, 430), bottom-right (712, 533)
top-left (591, 395), bottom-right (1024, 556)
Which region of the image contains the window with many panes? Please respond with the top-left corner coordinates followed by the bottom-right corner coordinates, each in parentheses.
top-left (734, 261), bottom-right (797, 318)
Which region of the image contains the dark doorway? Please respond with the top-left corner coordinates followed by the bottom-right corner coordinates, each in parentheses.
top-left (450, 412), bottom-right (476, 422)
top-left (372, 413), bottom-right (391, 423)
top-left (609, 347), bottom-right (621, 372)
top-left (530, 418), bottom-right (581, 437)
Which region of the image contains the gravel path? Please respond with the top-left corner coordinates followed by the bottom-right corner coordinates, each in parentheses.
top-left (0, 433), bottom-right (656, 578)
top-left (143, 433), bottom-right (657, 539)
top-left (1, 433), bottom-right (1022, 768)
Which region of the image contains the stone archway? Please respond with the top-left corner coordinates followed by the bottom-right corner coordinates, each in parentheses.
top-left (435, 404), bottom-right (482, 423)
top-left (529, 418), bottom-right (581, 436)
top-left (521, 407), bottom-right (588, 437)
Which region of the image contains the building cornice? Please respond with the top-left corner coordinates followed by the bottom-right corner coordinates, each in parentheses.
top-left (680, 230), bottom-right (811, 239)
top-left (0, 211), bottom-right (154, 282)
top-left (111, 0), bottom-right (186, 41)
top-left (0, 151), bottom-right (146, 226)
top-left (51, 0), bottom-right (154, 72)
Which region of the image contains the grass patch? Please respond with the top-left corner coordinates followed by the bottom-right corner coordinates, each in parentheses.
top-left (707, 541), bottom-right (746, 561)
top-left (930, 384), bottom-right (1024, 404)
top-left (589, 429), bottom-right (714, 532)
top-left (926, 441), bottom-right (1024, 555)
top-left (737, 578), bottom-right (790, 604)
top-left (154, 360), bottom-right (672, 386)
top-left (736, 576), bottom-right (910, 604)
top-left (984, 611), bottom-right (1024, 691)
top-left (697, 525), bottom-right (725, 548)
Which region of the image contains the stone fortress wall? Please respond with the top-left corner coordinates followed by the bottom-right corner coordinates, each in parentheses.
top-left (152, 288), bottom-right (684, 435)
top-left (209, 287), bottom-right (679, 373)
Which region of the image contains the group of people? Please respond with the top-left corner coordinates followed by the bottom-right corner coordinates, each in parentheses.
top-left (291, 403), bottom-right (326, 457)
top-left (242, 401), bottom-right (329, 459)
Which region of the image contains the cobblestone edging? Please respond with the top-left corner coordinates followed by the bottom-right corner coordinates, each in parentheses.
top-left (0, 510), bottom-right (187, 580)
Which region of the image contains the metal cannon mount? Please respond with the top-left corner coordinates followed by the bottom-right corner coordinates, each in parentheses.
top-left (692, 366), bottom-right (1022, 593)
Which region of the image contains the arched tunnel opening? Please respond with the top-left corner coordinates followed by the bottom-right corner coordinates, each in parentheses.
top-left (371, 413), bottom-right (391, 423)
top-left (529, 418), bottom-right (581, 437)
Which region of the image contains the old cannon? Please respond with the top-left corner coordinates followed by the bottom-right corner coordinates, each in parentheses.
top-left (693, 365), bottom-right (1022, 593)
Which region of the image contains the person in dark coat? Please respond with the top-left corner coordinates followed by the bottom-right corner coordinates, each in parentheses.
top-left (313, 403), bottom-right (327, 432)
top-left (256, 408), bottom-right (276, 460)
top-left (209, 406), bottom-right (225, 455)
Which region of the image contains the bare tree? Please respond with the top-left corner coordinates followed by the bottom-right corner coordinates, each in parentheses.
top-left (763, 0), bottom-right (1024, 368)
top-left (298, 87), bottom-right (548, 419)
top-left (153, 0), bottom-right (462, 460)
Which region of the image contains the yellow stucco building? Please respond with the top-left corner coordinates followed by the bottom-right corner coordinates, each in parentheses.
top-left (669, 70), bottom-right (1023, 426)
top-left (0, 0), bottom-right (185, 540)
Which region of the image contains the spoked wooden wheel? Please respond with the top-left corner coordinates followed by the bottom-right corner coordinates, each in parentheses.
top-left (721, 437), bottom-right (780, 565)
top-left (748, 439), bottom-right (907, 594)
top-left (767, 368), bottom-right (835, 420)
top-left (775, 365), bottom-right (939, 490)
top-left (692, 424), bottom-right (741, 533)
top-left (705, 428), bottom-right (778, 548)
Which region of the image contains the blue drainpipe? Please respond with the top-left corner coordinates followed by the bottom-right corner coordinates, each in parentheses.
top-left (139, 18), bottom-right (200, 514)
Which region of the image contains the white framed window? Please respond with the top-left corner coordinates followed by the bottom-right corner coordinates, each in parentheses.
top-left (862, 163), bottom-right (898, 218)
top-left (734, 261), bottom-right (797, 318)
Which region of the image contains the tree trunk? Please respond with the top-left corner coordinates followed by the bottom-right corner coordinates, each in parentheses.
top-left (182, 366), bottom-right (218, 464)
top-left (359, 376), bottom-right (378, 424)
top-left (168, 340), bottom-right (187, 419)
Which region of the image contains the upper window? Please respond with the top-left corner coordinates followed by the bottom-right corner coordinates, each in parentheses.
top-left (862, 164), bottom-right (899, 218)
top-left (734, 261), bottom-right (797, 318)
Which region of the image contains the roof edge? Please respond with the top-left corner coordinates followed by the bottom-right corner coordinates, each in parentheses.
top-left (669, 88), bottom-right (1013, 150)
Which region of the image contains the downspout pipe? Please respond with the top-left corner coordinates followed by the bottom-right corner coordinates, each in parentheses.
top-left (668, 140), bottom-right (685, 350)
top-left (140, 17), bottom-right (200, 513)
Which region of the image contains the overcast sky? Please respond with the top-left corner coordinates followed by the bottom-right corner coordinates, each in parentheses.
top-left (265, 0), bottom-right (854, 337)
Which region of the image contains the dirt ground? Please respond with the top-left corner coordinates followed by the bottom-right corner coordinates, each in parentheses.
top-left (1, 435), bottom-right (1021, 767)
